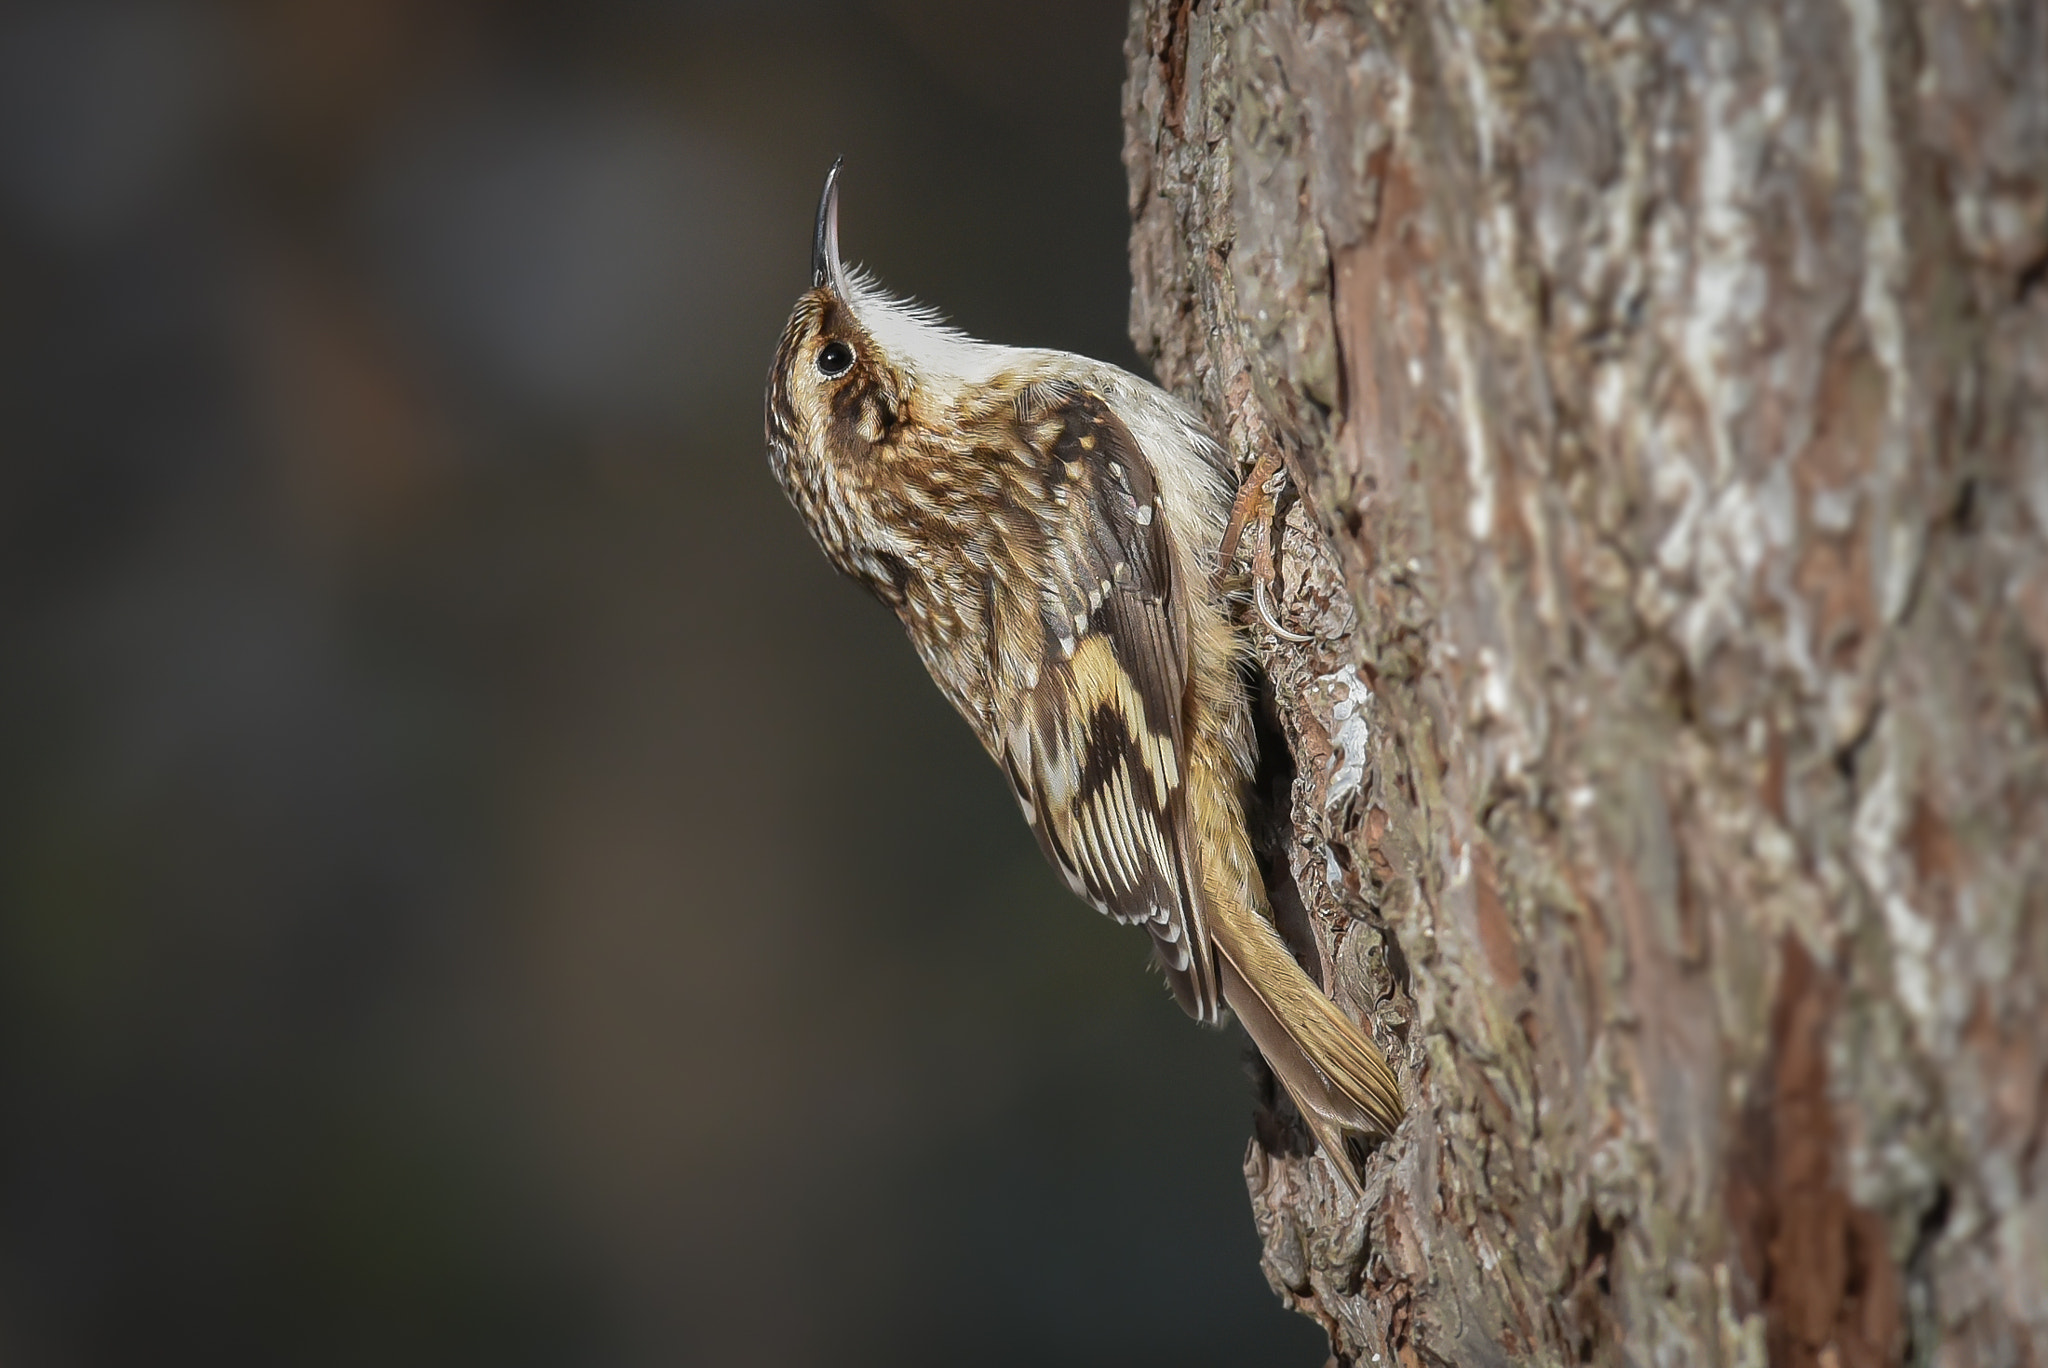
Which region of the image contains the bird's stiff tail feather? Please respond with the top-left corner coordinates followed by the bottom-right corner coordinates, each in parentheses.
top-left (1210, 908), bottom-right (1403, 1195)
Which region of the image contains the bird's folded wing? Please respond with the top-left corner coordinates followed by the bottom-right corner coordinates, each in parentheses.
top-left (993, 385), bottom-right (1221, 1023)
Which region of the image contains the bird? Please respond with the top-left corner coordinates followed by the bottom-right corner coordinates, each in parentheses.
top-left (762, 160), bottom-right (1402, 1190)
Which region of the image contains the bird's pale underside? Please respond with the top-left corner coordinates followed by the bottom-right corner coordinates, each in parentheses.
top-left (762, 161), bottom-right (1402, 1189)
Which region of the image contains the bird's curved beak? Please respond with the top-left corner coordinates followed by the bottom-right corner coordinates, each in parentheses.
top-left (812, 156), bottom-right (847, 296)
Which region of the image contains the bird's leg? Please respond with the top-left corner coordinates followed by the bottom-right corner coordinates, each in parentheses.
top-left (1222, 449), bottom-right (1319, 642)
top-left (1254, 478), bottom-right (1316, 642)
top-left (1216, 446), bottom-right (1281, 583)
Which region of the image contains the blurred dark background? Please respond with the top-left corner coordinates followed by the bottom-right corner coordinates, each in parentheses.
top-left (0, 1), bottom-right (1325, 1363)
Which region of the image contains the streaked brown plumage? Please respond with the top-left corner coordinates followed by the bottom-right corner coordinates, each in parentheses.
top-left (763, 161), bottom-right (1401, 1188)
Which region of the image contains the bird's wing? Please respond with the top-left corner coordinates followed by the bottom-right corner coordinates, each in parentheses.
top-left (993, 383), bottom-right (1221, 1022)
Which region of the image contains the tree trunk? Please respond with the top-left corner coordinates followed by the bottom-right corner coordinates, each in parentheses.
top-left (1120, 0), bottom-right (2048, 1362)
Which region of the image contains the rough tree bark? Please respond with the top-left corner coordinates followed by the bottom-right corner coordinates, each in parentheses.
top-left (1120, 0), bottom-right (2048, 1363)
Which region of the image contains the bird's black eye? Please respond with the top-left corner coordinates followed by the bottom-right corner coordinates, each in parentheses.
top-left (817, 341), bottom-right (854, 377)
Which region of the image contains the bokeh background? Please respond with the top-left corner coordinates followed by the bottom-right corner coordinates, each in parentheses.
top-left (0, 1), bottom-right (1328, 1363)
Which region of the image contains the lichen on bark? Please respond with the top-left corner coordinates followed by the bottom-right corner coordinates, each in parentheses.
top-left (1122, 0), bottom-right (2048, 1362)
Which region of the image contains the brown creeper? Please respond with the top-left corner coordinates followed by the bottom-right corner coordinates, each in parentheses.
top-left (763, 162), bottom-right (1402, 1188)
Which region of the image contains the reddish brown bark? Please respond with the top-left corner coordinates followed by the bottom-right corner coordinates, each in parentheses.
top-left (1123, 0), bottom-right (2048, 1361)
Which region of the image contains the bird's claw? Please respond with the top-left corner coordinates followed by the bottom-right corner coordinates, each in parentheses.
top-left (1255, 575), bottom-right (1315, 642)
top-left (1223, 449), bottom-right (1327, 644)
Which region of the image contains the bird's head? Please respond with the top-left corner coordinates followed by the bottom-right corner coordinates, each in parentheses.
top-left (764, 160), bottom-right (1006, 495)
top-left (764, 159), bottom-right (905, 490)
